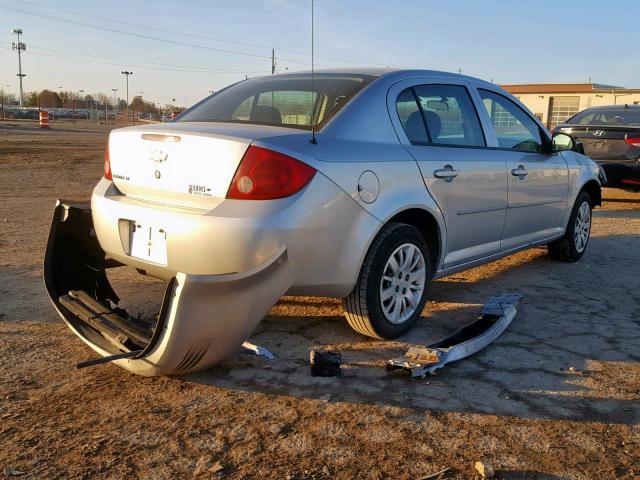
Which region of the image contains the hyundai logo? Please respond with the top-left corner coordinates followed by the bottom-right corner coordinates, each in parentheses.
top-left (592, 130), bottom-right (606, 137)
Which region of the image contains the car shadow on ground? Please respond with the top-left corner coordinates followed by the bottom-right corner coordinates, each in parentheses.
top-left (603, 196), bottom-right (640, 204)
top-left (182, 233), bottom-right (639, 426)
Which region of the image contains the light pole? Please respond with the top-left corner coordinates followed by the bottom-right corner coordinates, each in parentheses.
top-left (121, 71), bottom-right (133, 123)
top-left (12, 29), bottom-right (26, 108)
top-left (79, 89), bottom-right (85, 120)
top-left (139, 91), bottom-right (145, 118)
top-left (58, 86), bottom-right (63, 119)
top-left (111, 88), bottom-right (118, 121)
top-left (1, 84), bottom-right (5, 123)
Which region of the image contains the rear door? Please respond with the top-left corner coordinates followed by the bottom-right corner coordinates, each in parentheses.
top-left (393, 81), bottom-right (508, 268)
top-left (476, 88), bottom-right (568, 249)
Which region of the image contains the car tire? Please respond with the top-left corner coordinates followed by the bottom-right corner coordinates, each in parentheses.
top-left (548, 190), bottom-right (592, 262)
top-left (343, 222), bottom-right (431, 339)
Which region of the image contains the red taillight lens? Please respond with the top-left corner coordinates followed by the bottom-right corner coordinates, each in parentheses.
top-left (625, 137), bottom-right (640, 147)
top-left (104, 144), bottom-right (112, 180)
top-left (226, 146), bottom-right (316, 200)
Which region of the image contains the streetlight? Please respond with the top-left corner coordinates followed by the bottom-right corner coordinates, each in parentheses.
top-left (111, 88), bottom-right (119, 121)
top-left (121, 71), bottom-right (133, 123)
top-left (79, 89), bottom-right (85, 120)
top-left (139, 91), bottom-right (145, 118)
top-left (58, 86), bottom-right (63, 120)
top-left (0, 84), bottom-right (6, 123)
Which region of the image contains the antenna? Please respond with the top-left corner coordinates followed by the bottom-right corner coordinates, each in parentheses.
top-left (310, 0), bottom-right (317, 144)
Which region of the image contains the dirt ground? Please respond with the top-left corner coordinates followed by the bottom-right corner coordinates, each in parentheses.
top-left (1, 120), bottom-right (639, 480)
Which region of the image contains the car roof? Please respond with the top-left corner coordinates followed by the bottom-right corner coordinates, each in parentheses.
top-left (265, 68), bottom-right (495, 88)
top-left (578, 104), bottom-right (640, 112)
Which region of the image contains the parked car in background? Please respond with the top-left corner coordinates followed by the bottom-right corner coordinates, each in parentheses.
top-left (45, 69), bottom-right (603, 375)
top-left (554, 104), bottom-right (640, 190)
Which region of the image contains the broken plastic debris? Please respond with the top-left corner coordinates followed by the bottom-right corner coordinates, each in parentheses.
top-left (310, 350), bottom-right (342, 377)
top-left (3, 466), bottom-right (25, 477)
top-left (387, 293), bottom-right (522, 378)
top-left (242, 341), bottom-right (275, 360)
top-left (474, 461), bottom-right (495, 478)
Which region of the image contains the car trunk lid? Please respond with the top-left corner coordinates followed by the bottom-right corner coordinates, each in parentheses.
top-left (107, 122), bottom-right (295, 209)
top-left (557, 125), bottom-right (640, 163)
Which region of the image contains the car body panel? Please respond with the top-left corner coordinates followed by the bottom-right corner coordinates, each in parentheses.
top-left (387, 77), bottom-right (508, 267)
top-left (498, 149), bottom-right (568, 249)
top-left (92, 172), bottom-right (381, 298)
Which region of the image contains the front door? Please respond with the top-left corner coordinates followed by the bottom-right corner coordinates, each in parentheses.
top-left (477, 89), bottom-right (568, 249)
top-left (396, 84), bottom-right (508, 268)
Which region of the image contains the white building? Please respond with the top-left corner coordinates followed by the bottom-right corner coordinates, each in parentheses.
top-left (500, 83), bottom-right (640, 130)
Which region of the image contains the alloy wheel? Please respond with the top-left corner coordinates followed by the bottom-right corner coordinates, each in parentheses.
top-left (379, 243), bottom-right (426, 324)
top-left (574, 201), bottom-right (591, 253)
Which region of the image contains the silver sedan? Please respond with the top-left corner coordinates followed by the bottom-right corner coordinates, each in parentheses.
top-left (45, 69), bottom-right (602, 375)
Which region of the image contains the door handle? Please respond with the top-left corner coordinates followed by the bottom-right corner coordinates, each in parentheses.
top-left (433, 165), bottom-right (458, 182)
top-left (511, 165), bottom-right (528, 179)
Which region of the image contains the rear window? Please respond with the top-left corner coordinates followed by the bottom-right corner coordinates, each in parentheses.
top-left (568, 109), bottom-right (640, 126)
top-left (177, 73), bottom-right (376, 130)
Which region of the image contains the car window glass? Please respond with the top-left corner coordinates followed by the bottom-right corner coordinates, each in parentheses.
top-left (232, 96), bottom-right (254, 120)
top-left (396, 88), bottom-right (428, 144)
top-left (178, 74), bottom-right (375, 130)
top-left (256, 90), bottom-right (326, 127)
top-left (479, 89), bottom-right (544, 152)
top-left (413, 84), bottom-right (486, 147)
top-left (573, 112), bottom-right (595, 125)
top-left (570, 109), bottom-right (640, 126)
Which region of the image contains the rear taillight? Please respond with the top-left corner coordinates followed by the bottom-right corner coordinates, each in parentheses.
top-left (625, 137), bottom-right (640, 147)
top-left (226, 146), bottom-right (316, 200)
top-left (104, 144), bottom-right (112, 180)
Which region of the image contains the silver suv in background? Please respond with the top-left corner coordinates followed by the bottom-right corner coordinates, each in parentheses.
top-left (45, 69), bottom-right (602, 375)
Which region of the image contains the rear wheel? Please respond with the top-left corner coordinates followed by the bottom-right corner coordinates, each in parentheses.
top-left (343, 223), bottom-right (431, 339)
top-left (548, 190), bottom-right (592, 262)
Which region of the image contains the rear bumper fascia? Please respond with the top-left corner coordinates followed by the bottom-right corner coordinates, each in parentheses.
top-left (44, 200), bottom-right (293, 376)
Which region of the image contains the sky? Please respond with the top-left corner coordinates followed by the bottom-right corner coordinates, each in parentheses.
top-left (0, 0), bottom-right (638, 107)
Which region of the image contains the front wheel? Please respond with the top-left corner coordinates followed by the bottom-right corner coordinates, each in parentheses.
top-left (343, 223), bottom-right (431, 339)
top-left (548, 190), bottom-right (592, 262)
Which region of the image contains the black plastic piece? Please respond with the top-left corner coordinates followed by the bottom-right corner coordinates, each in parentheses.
top-left (310, 350), bottom-right (342, 377)
top-left (77, 350), bottom-right (143, 369)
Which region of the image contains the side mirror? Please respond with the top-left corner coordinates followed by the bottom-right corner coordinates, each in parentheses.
top-left (551, 132), bottom-right (575, 152)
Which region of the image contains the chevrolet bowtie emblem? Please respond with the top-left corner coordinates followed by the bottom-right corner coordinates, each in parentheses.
top-left (149, 150), bottom-right (168, 163)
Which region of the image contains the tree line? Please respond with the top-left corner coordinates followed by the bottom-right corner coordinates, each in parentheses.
top-left (4, 89), bottom-right (183, 113)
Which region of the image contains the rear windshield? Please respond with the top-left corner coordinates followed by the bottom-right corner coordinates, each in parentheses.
top-left (177, 73), bottom-right (376, 130)
top-left (568, 108), bottom-right (640, 126)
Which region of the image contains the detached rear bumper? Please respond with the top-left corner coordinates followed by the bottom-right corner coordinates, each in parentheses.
top-left (44, 201), bottom-right (292, 376)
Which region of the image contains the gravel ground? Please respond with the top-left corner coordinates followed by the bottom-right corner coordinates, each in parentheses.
top-left (1, 121), bottom-right (639, 479)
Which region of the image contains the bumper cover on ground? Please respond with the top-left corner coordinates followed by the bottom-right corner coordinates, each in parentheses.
top-left (44, 200), bottom-right (292, 376)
